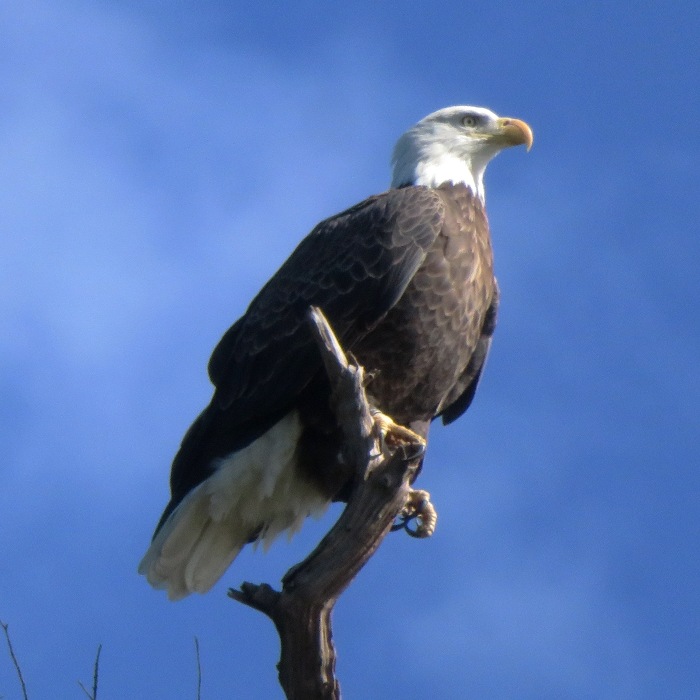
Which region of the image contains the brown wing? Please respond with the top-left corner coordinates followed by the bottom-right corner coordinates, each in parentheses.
top-left (207, 186), bottom-right (446, 419)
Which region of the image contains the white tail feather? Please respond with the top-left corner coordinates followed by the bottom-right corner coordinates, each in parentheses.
top-left (138, 411), bottom-right (329, 600)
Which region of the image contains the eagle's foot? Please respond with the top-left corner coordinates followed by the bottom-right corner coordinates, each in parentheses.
top-left (391, 488), bottom-right (437, 538)
top-left (371, 409), bottom-right (426, 457)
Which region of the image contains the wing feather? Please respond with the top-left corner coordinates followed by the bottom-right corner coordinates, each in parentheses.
top-left (209, 186), bottom-right (445, 419)
top-left (439, 287), bottom-right (499, 424)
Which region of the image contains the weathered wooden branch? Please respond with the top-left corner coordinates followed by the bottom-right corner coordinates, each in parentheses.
top-left (228, 306), bottom-right (434, 699)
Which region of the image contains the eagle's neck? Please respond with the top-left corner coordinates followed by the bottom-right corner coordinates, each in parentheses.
top-left (390, 140), bottom-right (487, 202)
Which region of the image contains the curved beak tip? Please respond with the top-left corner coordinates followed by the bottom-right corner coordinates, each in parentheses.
top-left (500, 117), bottom-right (534, 151)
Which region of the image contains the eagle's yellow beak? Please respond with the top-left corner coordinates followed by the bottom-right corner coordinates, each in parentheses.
top-left (495, 117), bottom-right (533, 151)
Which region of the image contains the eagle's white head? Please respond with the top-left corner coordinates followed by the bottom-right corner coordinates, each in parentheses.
top-left (390, 106), bottom-right (533, 202)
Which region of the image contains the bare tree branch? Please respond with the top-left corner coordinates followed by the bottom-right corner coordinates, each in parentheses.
top-left (1, 621), bottom-right (29, 700)
top-left (228, 307), bottom-right (433, 699)
top-left (194, 637), bottom-right (202, 700)
top-left (78, 643), bottom-right (101, 700)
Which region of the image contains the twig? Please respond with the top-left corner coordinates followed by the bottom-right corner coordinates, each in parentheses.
top-left (78, 643), bottom-right (102, 700)
top-left (194, 637), bottom-right (202, 700)
top-left (1, 621), bottom-right (29, 700)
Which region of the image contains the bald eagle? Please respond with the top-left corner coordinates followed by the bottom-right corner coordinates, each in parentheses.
top-left (139, 106), bottom-right (532, 600)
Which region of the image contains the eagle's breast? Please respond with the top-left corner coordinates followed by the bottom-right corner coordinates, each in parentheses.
top-left (351, 184), bottom-right (495, 425)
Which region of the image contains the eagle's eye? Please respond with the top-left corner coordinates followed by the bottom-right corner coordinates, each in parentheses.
top-left (462, 114), bottom-right (479, 128)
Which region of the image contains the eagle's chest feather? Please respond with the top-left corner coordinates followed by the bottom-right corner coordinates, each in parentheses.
top-left (353, 204), bottom-right (495, 423)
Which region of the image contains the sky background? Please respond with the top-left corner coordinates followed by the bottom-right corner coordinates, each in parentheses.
top-left (1, 2), bottom-right (699, 698)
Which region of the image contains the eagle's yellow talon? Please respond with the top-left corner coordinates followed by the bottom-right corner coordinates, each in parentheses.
top-left (371, 409), bottom-right (426, 451)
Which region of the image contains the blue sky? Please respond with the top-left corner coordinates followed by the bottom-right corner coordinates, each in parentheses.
top-left (1, 2), bottom-right (699, 698)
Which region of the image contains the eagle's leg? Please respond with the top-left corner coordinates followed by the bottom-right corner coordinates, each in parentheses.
top-left (391, 489), bottom-right (437, 538)
top-left (370, 408), bottom-right (427, 453)
top-left (369, 409), bottom-right (433, 536)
